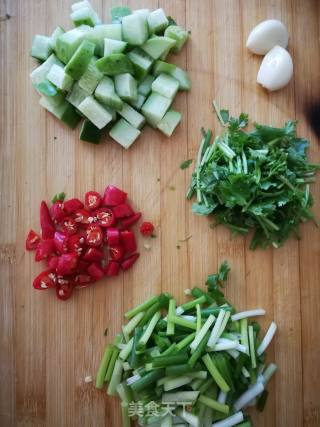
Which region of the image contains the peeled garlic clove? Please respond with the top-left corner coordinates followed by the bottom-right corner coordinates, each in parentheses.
top-left (257, 45), bottom-right (293, 91)
top-left (246, 19), bottom-right (289, 55)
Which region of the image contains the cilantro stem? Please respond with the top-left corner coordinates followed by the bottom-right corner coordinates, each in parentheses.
top-left (212, 100), bottom-right (227, 127)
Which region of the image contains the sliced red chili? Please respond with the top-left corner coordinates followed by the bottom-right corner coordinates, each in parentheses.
top-left (109, 244), bottom-right (125, 261)
top-left (87, 262), bottom-right (104, 280)
top-left (121, 253), bottom-right (140, 271)
top-left (140, 221), bottom-right (155, 236)
top-left (85, 191), bottom-right (102, 210)
top-left (103, 185), bottom-right (127, 206)
top-left (73, 209), bottom-right (91, 224)
top-left (56, 252), bottom-right (78, 276)
top-left (83, 247), bottom-right (104, 262)
top-left (105, 227), bottom-right (120, 246)
top-left (113, 203), bottom-right (134, 219)
top-left (64, 198), bottom-right (84, 214)
top-left (50, 201), bottom-right (66, 223)
top-left (85, 224), bottom-right (103, 247)
top-left (48, 255), bottom-right (59, 270)
top-left (121, 212), bottom-right (142, 229)
top-left (26, 229), bottom-right (40, 251)
top-left (95, 208), bottom-right (115, 228)
top-left (56, 282), bottom-right (74, 300)
top-left (120, 230), bottom-right (137, 253)
top-left (105, 260), bottom-right (120, 277)
top-left (40, 201), bottom-right (56, 239)
top-left (53, 231), bottom-right (69, 255)
top-left (74, 273), bottom-right (95, 288)
top-left (35, 239), bottom-right (55, 261)
top-left (61, 216), bottom-right (78, 235)
top-left (33, 270), bottom-right (56, 290)
top-left (77, 259), bottom-right (90, 272)
top-left (67, 234), bottom-right (85, 256)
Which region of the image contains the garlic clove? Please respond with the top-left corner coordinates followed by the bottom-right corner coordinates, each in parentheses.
top-left (246, 19), bottom-right (289, 55)
top-left (257, 45), bottom-right (293, 91)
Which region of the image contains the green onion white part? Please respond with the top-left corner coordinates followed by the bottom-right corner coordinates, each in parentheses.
top-left (207, 309), bottom-right (226, 349)
top-left (190, 314), bottom-right (215, 351)
top-left (257, 321), bottom-right (277, 356)
top-left (231, 309), bottom-right (266, 322)
top-left (30, 1), bottom-right (190, 145)
top-left (234, 382), bottom-right (264, 411)
top-left (212, 411), bottom-right (244, 427)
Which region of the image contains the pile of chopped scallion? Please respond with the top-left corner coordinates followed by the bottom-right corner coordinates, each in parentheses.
top-left (96, 262), bottom-right (277, 427)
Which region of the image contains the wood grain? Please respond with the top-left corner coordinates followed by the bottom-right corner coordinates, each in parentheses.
top-left (0, 1), bottom-right (319, 426)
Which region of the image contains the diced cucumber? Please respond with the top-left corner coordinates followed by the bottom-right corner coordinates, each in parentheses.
top-left (153, 60), bottom-right (191, 90)
top-left (47, 64), bottom-right (73, 91)
top-left (71, 6), bottom-right (101, 27)
top-left (87, 24), bottom-right (122, 56)
top-left (78, 96), bottom-right (113, 129)
top-left (122, 13), bottom-right (148, 46)
top-left (141, 92), bottom-right (171, 127)
top-left (164, 25), bottom-right (189, 53)
top-left (129, 93), bottom-right (146, 110)
top-left (152, 73), bottom-right (179, 99)
top-left (96, 54), bottom-right (134, 76)
top-left (157, 110), bottom-right (181, 137)
top-left (56, 27), bottom-right (88, 64)
top-left (160, 47), bottom-right (171, 61)
top-left (141, 36), bottom-right (176, 60)
top-left (118, 102), bottom-right (145, 129)
top-left (35, 79), bottom-right (58, 97)
top-left (40, 97), bottom-right (81, 128)
top-left (78, 57), bottom-right (103, 94)
top-left (114, 73), bottom-right (138, 102)
top-left (109, 118), bottom-right (141, 149)
top-left (147, 9), bottom-right (168, 34)
top-left (137, 75), bottom-right (154, 96)
top-left (104, 38), bottom-right (127, 56)
top-left (71, 0), bottom-right (92, 12)
top-left (110, 6), bottom-right (132, 24)
top-left (66, 82), bottom-right (90, 107)
top-left (39, 90), bottom-right (65, 107)
top-left (31, 35), bottom-right (52, 61)
top-left (65, 39), bottom-right (95, 80)
top-left (127, 48), bottom-right (153, 80)
top-left (95, 76), bottom-right (123, 110)
top-left (50, 27), bottom-right (65, 51)
top-left (152, 60), bottom-right (175, 76)
top-left (30, 54), bottom-right (64, 85)
top-left (104, 105), bottom-right (117, 121)
top-left (80, 119), bottom-right (102, 144)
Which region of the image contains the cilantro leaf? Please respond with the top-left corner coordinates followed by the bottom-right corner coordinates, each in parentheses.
top-left (180, 159), bottom-right (193, 170)
top-left (52, 192), bottom-right (66, 204)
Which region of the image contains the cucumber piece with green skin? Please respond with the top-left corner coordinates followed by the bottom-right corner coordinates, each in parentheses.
top-left (56, 27), bottom-right (88, 64)
top-left (164, 25), bottom-right (189, 53)
top-left (147, 9), bottom-right (169, 34)
top-left (66, 82), bottom-right (90, 108)
top-left (50, 27), bottom-right (65, 50)
top-left (47, 64), bottom-right (73, 91)
top-left (71, 6), bottom-right (101, 27)
top-left (65, 39), bottom-right (95, 80)
top-left (151, 73), bottom-right (179, 99)
top-left (114, 73), bottom-right (138, 102)
top-left (110, 6), bottom-right (132, 24)
top-left (141, 36), bottom-right (176, 60)
top-left (122, 13), bottom-right (148, 46)
top-left (104, 39), bottom-right (127, 57)
top-left (137, 75), bottom-right (154, 96)
top-left (78, 96), bottom-right (113, 129)
top-left (109, 118), bottom-right (141, 149)
top-left (80, 119), bottom-right (102, 144)
top-left (78, 57), bottom-right (103, 94)
top-left (95, 77), bottom-right (123, 110)
top-left (39, 90), bottom-right (65, 107)
top-left (157, 110), bottom-right (182, 137)
top-left (127, 48), bottom-right (153, 81)
top-left (36, 79), bottom-right (58, 97)
top-left (129, 93), bottom-right (146, 110)
top-left (104, 105), bottom-right (117, 122)
top-left (96, 54), bottom-right (134, 76)
top-left (152, 60), bottom-right (191, 90)
top-left (141, 92), bottom-right (171, 128)
top-left (87, 24), bottom-right (122, 56)
top-left (118, 102), bottom-right (145, 129)
top-left (31, 35), bottom-right (52, 61)
top-left (30, 54), bottom-right (64, 86)
top-left (40, 97), bottom-right (81, 128)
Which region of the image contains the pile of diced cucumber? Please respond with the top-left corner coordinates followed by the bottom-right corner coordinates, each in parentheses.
top-left (30, 1), bottom-right (190, 148)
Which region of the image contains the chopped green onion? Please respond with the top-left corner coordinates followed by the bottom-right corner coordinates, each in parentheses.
top-left (262, 363), bottom-right (277, 385)
top-left (130, 369), bottom-right (165, 393)
top-left (207, 310), bottom-right (226, 349)
top-left (161, 391), bottom-right (199, 404)
top-left (198, 394), bottom-right (229, 414)
top-left (122, 311), bottom-right (144, 341)
top-left (231, 309), bottom-right (266, 322)
top-left (124, 295), bottom-right (158, 319)
top-left (202, 354), bottom-right (230, 392)
top-left (96, 344), bottom-right (113, 389)
top-left (190, 314), bottom-right (215, 352)
top-left (234, 382), bottom-right (264, 411)
top-left (107, 359), bottom-right (123, 396)
top-left (120, 402), bottom-right (130, 427)
top-left (257, 322), bottom-right (277, 356)
top-left (196, 304), bottom-right (202, 333)
top-left (212, 411), bottom-right (244, 427)
top-left (188, 331), bottom-right (210, 368)
top-left (240, 319), bottom-right (249, 355)
top-left (119, 337), bottom-right (134, 361)
top-left (153, 353), bottom-right (188, 368)
top-left (163, 375), bottom-right (192, 391)
top-left (180, 295), bottom-right (207, 312)
top-left (175, 332), bottom-right (196, 351)
top-left (137, 311), bottom-right (161, 349)
top-left (168, 315), bottom-right (197, 330)
top-left (248, 326), bottom-right (256, 369)
top-left (105, 346), bottom-right (120, 382)
top-left (167, 299), bottom-right (176, 335)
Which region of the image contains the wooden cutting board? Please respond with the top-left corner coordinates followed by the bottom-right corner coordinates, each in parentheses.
top-left (0, 0), bottom-right (319, 426)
